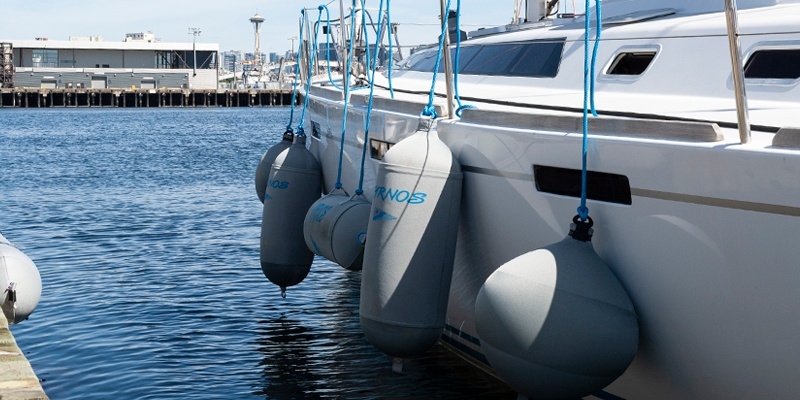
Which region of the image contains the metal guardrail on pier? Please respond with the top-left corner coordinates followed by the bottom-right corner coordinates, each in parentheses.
top-left (0, 88), bottom-right (296, 108)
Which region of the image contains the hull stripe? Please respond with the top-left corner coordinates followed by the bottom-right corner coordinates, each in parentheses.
top-left (461, 165), bottom-right (800, 217)
top-left (443, 323), bottom-right (481, 346)
top-left (441, 324), bottom-right (626, 399)
top-left (439, 334), bottom-right (491, 368)
top-left (631, 187), bottom-right (800, 217)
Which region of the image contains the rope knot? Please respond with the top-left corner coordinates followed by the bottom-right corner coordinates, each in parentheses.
top-left (577, 205), bottom-right (589, 222)
top-left (422, 105), bottom-right (438, 119)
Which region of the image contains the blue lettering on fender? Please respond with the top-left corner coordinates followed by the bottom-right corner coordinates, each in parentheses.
top-left (372, 208), bottom-right (397, 221)
top-left (374, 186), bottom-right (427, 205)
top-left (269, 179), bottom-right (290, 190)
top-left (309, 202), bottom-right (333, 222)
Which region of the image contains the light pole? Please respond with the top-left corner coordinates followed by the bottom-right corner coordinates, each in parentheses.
top-left (289, 36), bottom-right (298, 60)
top-left (188, 28), bottom-right (201, 76)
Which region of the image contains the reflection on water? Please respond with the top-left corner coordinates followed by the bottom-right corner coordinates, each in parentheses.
top-left (1, 108), bottom-right (514, 399)
top-left (256, 316), bottom-right (320, 398)
top-left (253, 263), bottom-right (515, 399)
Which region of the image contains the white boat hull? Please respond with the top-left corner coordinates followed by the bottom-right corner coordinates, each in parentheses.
top-left (305, 91), bottom-right (800, 398)
top-left (298, 1), bottom-right (800, 397)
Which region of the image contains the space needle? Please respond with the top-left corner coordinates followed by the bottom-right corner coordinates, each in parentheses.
top-left (250, 12), bottom-right (266, 80)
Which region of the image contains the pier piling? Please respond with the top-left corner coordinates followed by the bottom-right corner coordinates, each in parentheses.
top-left (0, 88), bottom-right (295, 108)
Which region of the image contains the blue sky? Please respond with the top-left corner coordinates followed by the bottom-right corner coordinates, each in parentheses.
top-left (0, 1), bottom-right (529, 54)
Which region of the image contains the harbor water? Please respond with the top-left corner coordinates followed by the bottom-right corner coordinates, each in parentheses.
top-left (0, 108), bottom-right (515, 399)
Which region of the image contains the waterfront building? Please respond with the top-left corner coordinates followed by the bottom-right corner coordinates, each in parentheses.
top-left (317, 43), bottom-right (339, 63)
top-left (0, 32), bottom-right (219, 90)
top-left (221, 50), bottom-right (244, 73)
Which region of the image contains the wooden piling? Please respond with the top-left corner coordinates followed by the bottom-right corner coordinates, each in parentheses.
top-left (0, 88), bottom-right (297, 108)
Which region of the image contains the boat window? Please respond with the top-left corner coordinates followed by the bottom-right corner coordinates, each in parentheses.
top-left (412, 46), bottom-right (485, 73)
top-left (507, 41), bottom-right (564, 77)
top-left (744, 49), bottom-right (800, 80)
top-left (405, 39), bottom-right (565, 78)
top-left (460, 44), bottom-right (523, 75)
top-left (445, 46), bottom-right (482, 73)
top-left (606, 52), bottom-right (656, 75)
top-left (405, 50), bottom-right (439, 72)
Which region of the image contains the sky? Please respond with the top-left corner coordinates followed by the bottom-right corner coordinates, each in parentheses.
top-left (0, 1), bottom-right (528, 55)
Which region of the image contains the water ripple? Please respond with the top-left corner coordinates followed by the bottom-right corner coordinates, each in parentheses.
top-left (1, 108), bottom-right (514, 399)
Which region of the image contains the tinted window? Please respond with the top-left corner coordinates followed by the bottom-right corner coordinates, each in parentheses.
top-left (401, 51), bottom-right (430, 69)
top-left (745, 49), bottom-right (800, 79)
top-left (408, 50), bottom-right (439, 72)
top-left (407, 39), bottom-right (565, 78)
top-left (407, 40), bottom-right (564, 78)
top-left (461, 44), bottom-right (524, 75)
top-left (404, 46), bottom-right (482, 73)
top-left (508, 41), bottom-right (564, 77)
top-left (449, 46), bottom-right (482, 72)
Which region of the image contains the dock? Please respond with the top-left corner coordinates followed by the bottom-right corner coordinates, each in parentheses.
top-left (0, 88), bottom-right (296, 108)
top-left (0, 312), bottom-right (48, 400)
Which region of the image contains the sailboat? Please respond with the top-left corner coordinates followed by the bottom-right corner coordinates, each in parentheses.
top-left (260, 0), bottom-right (800, 398)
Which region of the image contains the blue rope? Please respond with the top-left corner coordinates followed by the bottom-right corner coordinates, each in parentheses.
top-left (361, 0), bottom-right (372, 81)
top-left (356, 0), bottom-right (387, 196)
top-left (296, 8), bottom-right (324, 137)
top-left (321, 5), bottom-right (344, 90)
top-left (422, 0), bottom-right (452, 119)
top-left (386, 0), bottom-right (395, 98)
top-left (578, 0), bottom-right (602, 221)
top-left (286, 9), bottom-right (307, 131)
top-left (373, 0), bottom-right (386, 74)
top-left (590, 0), bottom-right (602, 116)
top-left (358, 0), bottom-right (372, 84)
top-left (334, 2), bottom-right (359, 190)
top-left (453, 0), bottom-right (475, 117)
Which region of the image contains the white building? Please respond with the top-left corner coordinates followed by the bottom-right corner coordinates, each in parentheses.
top-left (1, 33), bottom-right (219, 90)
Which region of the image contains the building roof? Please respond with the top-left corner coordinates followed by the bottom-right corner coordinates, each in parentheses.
top-left (2, 39), bottom-right (218, 52)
